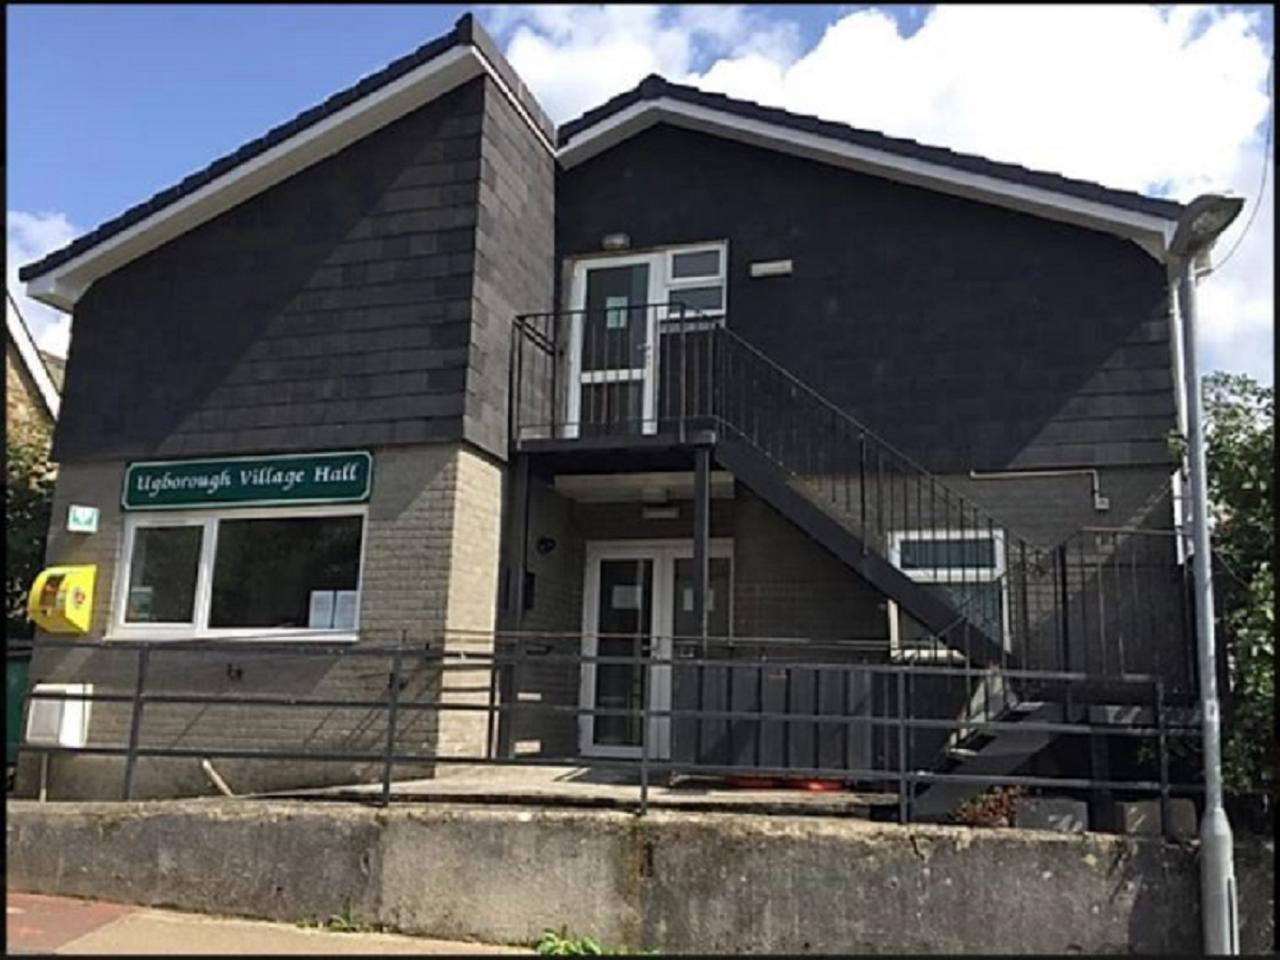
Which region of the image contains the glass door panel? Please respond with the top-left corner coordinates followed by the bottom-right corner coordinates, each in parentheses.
top-left (592, 558), bottom-right (653, 749)
top-left (571, 261), bottom-right (657, 437)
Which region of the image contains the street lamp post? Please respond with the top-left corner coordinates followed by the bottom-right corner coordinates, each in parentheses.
top-left (1168, 193), bottom-right (1245, 956)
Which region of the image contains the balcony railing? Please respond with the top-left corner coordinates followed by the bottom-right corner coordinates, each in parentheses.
top-left (512, 304), bottom-right (723, 443)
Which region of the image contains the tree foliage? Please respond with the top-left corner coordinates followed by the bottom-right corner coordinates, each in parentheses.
top-left (1202, 371), bottom-right (1274, 796)
top-left (5, 433), bottom-right (55, 639)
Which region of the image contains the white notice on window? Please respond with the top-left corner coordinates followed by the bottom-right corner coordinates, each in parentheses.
top-left (605, 295), bottom-right (629, 329)
top-left (681, 586), bottom-right (715, 613)
top-left (308, 590), bottom-right (336, 629)
top-left (333, 590), bottom-right (359, 630)
top-left (610, 584), bottom-right (642, 610)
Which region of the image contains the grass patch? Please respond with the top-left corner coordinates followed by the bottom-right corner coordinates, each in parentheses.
top-left (535, 926), bottom-right (656, 955)
top-left (297, 910), bottom-right (385, 934)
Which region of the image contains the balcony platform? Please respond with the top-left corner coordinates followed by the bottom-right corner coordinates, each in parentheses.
top-left (515, 428), bottom-right (717, 477)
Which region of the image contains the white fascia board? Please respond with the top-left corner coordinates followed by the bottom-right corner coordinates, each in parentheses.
top-left (25, 42), bottom-right (552, 314)
top-left (5, 296), bottom-right (60, 419)
top-left (558, 98), bottom-right (1179, 260)
top-left (470, 45), bottom-right (555, 156)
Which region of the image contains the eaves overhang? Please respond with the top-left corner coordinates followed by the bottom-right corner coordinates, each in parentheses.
top-left (5, 294), bottom-right (61, 420)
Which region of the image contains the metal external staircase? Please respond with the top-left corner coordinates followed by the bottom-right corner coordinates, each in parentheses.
top-left (706, 322), bottom-right (1046, 669)
top-left (511, 308), bottom-right (1191, 812)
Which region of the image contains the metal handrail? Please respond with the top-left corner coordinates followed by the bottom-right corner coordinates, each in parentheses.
top-left (14, 632), bottom-right (1199, 825)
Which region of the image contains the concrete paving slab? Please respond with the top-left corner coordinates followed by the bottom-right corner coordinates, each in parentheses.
top-left (251, 763), bottom-right (899, 817)
top-left (7, 892), bottom-right (528, 956)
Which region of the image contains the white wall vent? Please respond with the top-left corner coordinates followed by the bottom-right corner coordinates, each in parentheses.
top-left (748, 259), bottom-right (793, 278)
top-left (25, 683), bottom-right (93, 748)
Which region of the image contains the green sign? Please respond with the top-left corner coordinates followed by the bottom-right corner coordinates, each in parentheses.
top-left (67, 504), bottom-right (100, 533)
top-left (123, 451), bottom-right (372, 510)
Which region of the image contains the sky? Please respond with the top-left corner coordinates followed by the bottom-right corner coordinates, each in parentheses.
top-left (6, 4), bottom-right (1274, 384)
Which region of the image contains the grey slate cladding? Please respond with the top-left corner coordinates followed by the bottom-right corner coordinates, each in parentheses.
top-left (557, 123), bottom-right (1180, 472)
top-left (463, 75), bottom-right (555, 456)
top-left (51, 76), bottom-right (497, 463)
top-left (18, 13), bottom-right (552, 283)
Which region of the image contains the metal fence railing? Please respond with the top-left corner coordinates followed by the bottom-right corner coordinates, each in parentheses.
top-left (14, 632), bottom-right (1202, 830)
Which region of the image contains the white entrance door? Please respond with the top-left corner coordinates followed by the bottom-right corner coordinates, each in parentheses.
top-left (565, 256), bottom-right (662, 438)
top-left (579, 540), bottom-right (733, 760)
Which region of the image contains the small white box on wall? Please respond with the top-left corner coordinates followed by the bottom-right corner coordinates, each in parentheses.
top-left (749, 259), bottom-right (793, 278)
top-left (25, 683), bottom-right (93, 748)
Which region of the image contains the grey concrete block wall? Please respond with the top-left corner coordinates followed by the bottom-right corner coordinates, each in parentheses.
top-left (504, 476), bottom-right (894, 759)
top-left (14, 441), bottom-right (504, 800)
top-left (16, 64), bottom-right (555, 798)
top-left (732, 484), bottom-right (890, 644)
top-left (937, 464), bottom-right (1189, 689)
top-left (788, 460), bottom-right (1189, 689)
top-left (435, 445), bottom-right (505, 758)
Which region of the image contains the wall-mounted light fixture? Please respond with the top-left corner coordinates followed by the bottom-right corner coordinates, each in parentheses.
top-left (641, 505), bottom-right (679, 520)
top-left (601, 232), bottom-right (631, 251)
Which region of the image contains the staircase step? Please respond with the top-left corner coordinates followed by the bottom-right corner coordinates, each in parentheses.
top-left (912, 703), bottom-right (1064, 820)
top-left (1008, 700), bottom-right (1045, 714)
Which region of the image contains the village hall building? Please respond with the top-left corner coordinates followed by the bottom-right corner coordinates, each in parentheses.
top-left (13, 14), bottom-right (1231, 819)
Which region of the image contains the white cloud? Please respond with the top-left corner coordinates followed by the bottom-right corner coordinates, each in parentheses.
top-left (6, 211), bottom-right (79, 358)
top-left (480, 4), bottom-right (799, 121)
top-left (488, 3), bottom-right (1274, 383)
top-left (1197, 144), bottom-right (1273, 383)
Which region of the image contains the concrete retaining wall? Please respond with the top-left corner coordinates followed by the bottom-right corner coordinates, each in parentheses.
top-left (6, 799), bottom-right (1273, 954)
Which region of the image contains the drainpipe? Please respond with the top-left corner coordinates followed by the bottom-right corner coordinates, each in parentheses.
top-left (1169, 193), bottom-right (1244, 956)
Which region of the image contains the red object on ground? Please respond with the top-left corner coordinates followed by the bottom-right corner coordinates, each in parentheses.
top-left (725, 775), bottom-right (780, 789)
top-left (793, 778), bottom-right (846, 792)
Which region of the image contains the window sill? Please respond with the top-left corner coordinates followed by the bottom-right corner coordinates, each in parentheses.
top-left (102, 631), bottom-right (361, 644)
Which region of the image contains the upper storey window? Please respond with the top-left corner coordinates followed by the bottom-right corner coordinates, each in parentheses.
top-left (666, 246), bottom-right (726, 318)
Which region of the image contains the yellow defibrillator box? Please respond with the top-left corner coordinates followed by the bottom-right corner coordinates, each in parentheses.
top-left (27, 565), bottom-right (97, 634)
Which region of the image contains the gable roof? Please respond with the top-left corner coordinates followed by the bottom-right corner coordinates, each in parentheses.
top-left (5, 291), bottom-right (61, 420)
top-left (22, 20), bottom-right (1209, 309)
top-left (558, 74), bottom-right (1189, 259)
top-left (561, 75), bottom-right (1184, 220)
top-left (19, 14), bottom-right (553, 309)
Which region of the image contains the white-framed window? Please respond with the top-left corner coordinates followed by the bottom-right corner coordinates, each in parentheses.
top-left (110, 504), bottom-right (368, 641)
top-left (663, 243), bottom-right (727, 320)
top-left (886, 529), bottom-right (1009, 660)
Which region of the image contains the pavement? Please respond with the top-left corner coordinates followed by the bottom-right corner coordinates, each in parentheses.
top-left (6, 892), bottom-right (530, 955)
